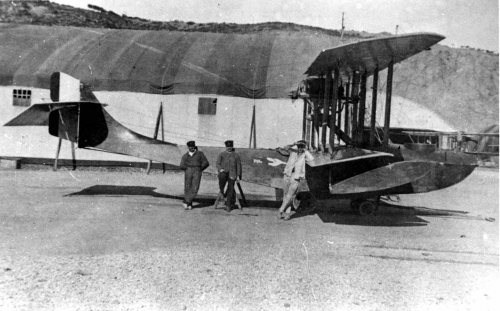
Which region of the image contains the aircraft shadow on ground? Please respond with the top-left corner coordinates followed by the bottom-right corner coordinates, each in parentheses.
top-left (380, 201), bottom-right (470, 217)
top-left (66, 185), bottom-right (482, 226)
top-left (65, 185), bottom-right (279, 209)
top-left (298, 200), bottom-right (476, 227)
top-left (372, 201), bottom-right (493, 222)
top-left (312, 209), bottom-right (429, 227)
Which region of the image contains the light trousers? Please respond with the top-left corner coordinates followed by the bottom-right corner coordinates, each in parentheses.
top-left (279, 175), bottom-right (300, 214)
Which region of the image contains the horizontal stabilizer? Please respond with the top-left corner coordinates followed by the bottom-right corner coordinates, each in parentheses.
top-left (4, 102), bottom-right (102, 126)
top-left (5, 104), bottom-right (56, 126)
top-left (330, 161), bottom-right (476, 195)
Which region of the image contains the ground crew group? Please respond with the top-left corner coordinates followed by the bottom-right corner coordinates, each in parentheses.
top-left (179, 139), bottom-right (313, 220)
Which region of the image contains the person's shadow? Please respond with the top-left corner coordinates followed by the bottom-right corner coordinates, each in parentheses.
top-left (66, 185), bottom-right (213, 208)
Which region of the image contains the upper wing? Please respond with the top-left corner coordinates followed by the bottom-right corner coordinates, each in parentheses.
top-left (305, 33), bottom-right (445, 76)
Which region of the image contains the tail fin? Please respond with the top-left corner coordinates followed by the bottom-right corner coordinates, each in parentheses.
top-left (5, 101), bottom-right (182, 163)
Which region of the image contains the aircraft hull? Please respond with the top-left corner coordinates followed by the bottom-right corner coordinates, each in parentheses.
top-left (6, 102), bottom-right (478, 201)
top-left (327, 161), bottom-right (476, 199)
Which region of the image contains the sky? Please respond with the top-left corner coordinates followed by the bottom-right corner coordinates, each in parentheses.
top-left (53, 0), bottom-right (499, 52)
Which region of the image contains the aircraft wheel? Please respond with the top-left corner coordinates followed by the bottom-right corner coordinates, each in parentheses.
top-left (350, 199), bottom-right (362, 211)
top-left (358, 200), bottom-right (377, 216)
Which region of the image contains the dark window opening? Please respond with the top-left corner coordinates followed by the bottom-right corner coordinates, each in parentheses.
top-left (13, 89), bottom-right (32, 106)
top-left (198, 97), bottom-right (217, 115)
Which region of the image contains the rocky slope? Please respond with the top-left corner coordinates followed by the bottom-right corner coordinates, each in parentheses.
top-left (391, 45), bottom-right (498, 131)
top-left (1, 0), bottom-right (498, 132)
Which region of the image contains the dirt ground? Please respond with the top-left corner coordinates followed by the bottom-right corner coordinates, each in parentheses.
top-left (0, 166), bottom-right (498, 311)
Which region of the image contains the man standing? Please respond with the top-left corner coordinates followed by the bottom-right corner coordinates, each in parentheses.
top-left (278, 140), bottom-right (314, 220)
top-left (216, 140), bottom-right (242, 212)
top-left (179, 141), bottom-right (209, 210)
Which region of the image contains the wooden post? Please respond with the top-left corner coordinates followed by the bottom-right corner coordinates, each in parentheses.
top-left (322, 70), bottom-right (332, 151)
top-left (369, 68), bottom-right (379, 146)
top-left (147, 103), bottom-right (163, 174)
top-left (71, 142), bottom-right (76, 170)
top-left (357, 72), bottom-right (367, 145)
top-left (383, 61), bottom-right (394, 147)
top-left (54, 138), bottom-right (62, 171)
top-left (329, 67), bottom-right (339, 152)
top-left (160, 102), bottom-right (166, 173)
top-left (253, 106), bottom-right (257, 148)
top-left (249, 105), bottom-right (257, 148)
top-left (249, 109), bottom-right (254, 147)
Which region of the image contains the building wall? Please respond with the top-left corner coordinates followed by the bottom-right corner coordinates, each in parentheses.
top-left (95, 91), bottom-right (303, 149)
top-left (1, 84), bottom-right (454, 163)
top-left (0, 86), bottom-right (303, 162)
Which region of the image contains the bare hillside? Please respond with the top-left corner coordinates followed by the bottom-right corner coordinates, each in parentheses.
top-left (0, 0), bottom-right (373, 37)
top-left (389, 45), bottom-right (498, 131)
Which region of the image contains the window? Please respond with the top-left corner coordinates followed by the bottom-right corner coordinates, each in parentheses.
top-left (13, 89), bottom-right (32, 107)
top-left (198, 97), bottom-right (217, 115)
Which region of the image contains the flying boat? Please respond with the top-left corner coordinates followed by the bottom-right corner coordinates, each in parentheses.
top-left (5, 33), bottom-right (478, 215)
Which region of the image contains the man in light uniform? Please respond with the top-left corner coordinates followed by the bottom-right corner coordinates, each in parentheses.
top-left (278, 140), bottom-right (314, 220)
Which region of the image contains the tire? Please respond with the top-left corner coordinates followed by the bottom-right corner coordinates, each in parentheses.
top-left (358, 200), bottom-right (377, 216)
top-left (350, 199), bottom-right (362, 211)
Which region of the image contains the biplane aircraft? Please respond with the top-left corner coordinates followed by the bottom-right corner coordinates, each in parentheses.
top-left (4, 33), bottom-right (478, 215)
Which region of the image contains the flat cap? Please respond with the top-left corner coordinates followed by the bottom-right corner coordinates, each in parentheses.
top-left (295, 139), bottom-right (307, 147)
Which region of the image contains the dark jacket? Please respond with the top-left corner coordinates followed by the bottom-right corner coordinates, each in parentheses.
top-left (216, 150), bottom-right (242, 179)
top-left (180, 151), bottom-right (209, 171)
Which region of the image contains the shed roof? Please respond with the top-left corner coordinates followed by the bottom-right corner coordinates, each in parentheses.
top-left (0, 24), bottom-right (442, 99)
top-left (0, 24), bottom-right (348, 98)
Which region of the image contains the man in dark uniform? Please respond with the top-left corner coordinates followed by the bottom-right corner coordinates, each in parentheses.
top-left (179, 141), bottom-right (209, 210)
top-left (216, 140), bottom-right (242, 212)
